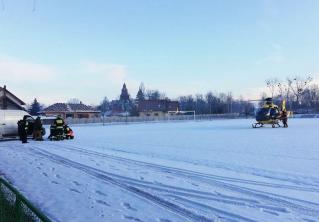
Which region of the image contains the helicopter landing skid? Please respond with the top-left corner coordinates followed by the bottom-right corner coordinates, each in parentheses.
top-left (252, 123), bottom-right (263, 128)
top-left (272, 123), bottom-right (281, 128)
top-left (252, 122), bottom-right (281, 128)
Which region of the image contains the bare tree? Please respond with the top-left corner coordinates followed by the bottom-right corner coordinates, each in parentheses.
top-left (205, 92), bottom-right (214, 114)
top-left (277, 81), bottom-right (288, 99)
top-left (67, 98), bottom-right (81, 104)
top-left (99, 97), bottom-right (110, 115)
top-left (136, 83), bottom-right (146, 101)
top-left (145, 89), bottom-right (166, 100)
top-left (266, 78), bottom-right (278, 98)
top-left (226, 92), bottom-right (233, 113)
top-left (301, 84), bottom-right (319, 108)
top-left (287, 76), bottom-right (312, 105)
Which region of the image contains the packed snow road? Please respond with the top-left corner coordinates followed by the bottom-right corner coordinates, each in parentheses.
top-left (0, 119), bottom-right (318, 222)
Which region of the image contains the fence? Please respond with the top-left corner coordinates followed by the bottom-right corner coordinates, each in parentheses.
top-left (66, 113), bottom-right (243, 125)
top-left (0, 177), bottom-right (51, 222)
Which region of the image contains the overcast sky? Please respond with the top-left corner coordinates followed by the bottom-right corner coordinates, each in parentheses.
top-left (1, 0), bottom-right (319, 105)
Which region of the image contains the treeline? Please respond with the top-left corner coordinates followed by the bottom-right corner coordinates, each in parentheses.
top-left (178, 93), bottom-right (254, 116)
top-left (97, 83), bottom-right (256, 116)
top-left (135, 83), bottom-right (255, 116)
top-left (264, 75), bottom-right (319, 113)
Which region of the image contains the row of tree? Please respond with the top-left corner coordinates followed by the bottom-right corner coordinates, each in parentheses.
top-left (98, 83), bottom-right (255, 116)
top-left (264, 75), bottom-right (319, 112)
top-left (178, 93), bottom-right (254, 116)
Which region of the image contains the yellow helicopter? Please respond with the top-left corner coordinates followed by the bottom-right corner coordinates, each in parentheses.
top-left (252, 98), bottom-right (288, 128)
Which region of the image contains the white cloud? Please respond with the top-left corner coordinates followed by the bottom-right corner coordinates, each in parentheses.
top-left (80, 61), bottom-right (140, 101)
top-left (83, 61), bottom-right (127, 83)
top-left (0, 57), bottom-right (141, 105)
top-left (255, 43), bottom-right (286, 65)
top-left (0, 56), bottom-right (63, 105)
top-left (240, 86), bottom-right (268, 100)
top-left (0, 56), bottom-right (56, 82)
top-left (256, 54), bottom-right (286, 65)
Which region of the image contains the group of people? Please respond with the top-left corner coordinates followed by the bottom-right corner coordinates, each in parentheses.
top-left (17, 116), bottom-right (43, 143)
top-left (17, 115), bottom-right (74, 144)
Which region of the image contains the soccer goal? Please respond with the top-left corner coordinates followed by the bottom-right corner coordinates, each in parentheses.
top-left (167, 110), bottom-right (196, 121)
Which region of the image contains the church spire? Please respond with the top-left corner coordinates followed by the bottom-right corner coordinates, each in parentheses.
top-left (120, 83), bottom-right (130, 101)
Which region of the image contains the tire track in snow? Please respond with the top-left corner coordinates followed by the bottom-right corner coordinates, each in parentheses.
top-left (26, 146), bottom-right (219, 222)
top-left (35, 143), bottom-right (319, 219)
top-left (46, 143), bottom-right (319, 192)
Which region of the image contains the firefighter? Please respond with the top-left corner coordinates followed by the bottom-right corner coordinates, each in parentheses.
top-left (54, 115), bottom-right (65, 139)
top-left (33, 116), bottom-right (43, 141)
top-left (17, 116), bottom-right (29, 143)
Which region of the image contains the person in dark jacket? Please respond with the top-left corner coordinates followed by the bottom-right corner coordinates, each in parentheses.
top-left (17, 116), bottom-right (29, 143)
top-left (33, 116), bottom-right (43, 141)
top-left (281, 110), bottom-right (288, 128)
top-left (54, 115), bottom-right (65, 139)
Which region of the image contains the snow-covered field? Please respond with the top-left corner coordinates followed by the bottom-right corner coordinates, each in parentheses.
top-left (0, 119), bottom-right (318, 222)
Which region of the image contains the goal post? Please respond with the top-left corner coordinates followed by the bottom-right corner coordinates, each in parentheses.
top-left (167, 110), bottom-right (196, 121)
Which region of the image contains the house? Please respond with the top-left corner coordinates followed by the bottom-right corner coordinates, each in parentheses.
top-left (43, 102), bottom-right (100, 119)
top-left (0, 85), bottom-right (26, 110)
top-left (138, 100), bottom-right (179, 117)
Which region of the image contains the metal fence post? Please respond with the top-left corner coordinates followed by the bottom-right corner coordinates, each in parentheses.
top-left (0, 182), bottom-right (3, 221)
top-left (15, 196), bottom-right (21, 222)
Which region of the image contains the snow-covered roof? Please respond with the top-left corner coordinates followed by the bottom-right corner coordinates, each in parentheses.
top-left (0, 86), bottom-right (26, 110)
top-left (44, 103), bottom-right (99, 113)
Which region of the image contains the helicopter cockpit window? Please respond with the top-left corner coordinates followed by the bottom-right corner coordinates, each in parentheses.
top-left (270, 108), bottom-right (279, 118)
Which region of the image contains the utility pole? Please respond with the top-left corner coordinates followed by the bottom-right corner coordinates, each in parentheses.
top-left (102, 101), bottom-right (106, 126)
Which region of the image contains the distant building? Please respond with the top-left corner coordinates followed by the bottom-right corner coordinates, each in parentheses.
top-left (43, 102), bottom-right (100, 119)
top-left (107, 83), bottom-right (133, 116)
top-left (138, 100), bottom-right (179, 117)
top-left (0, 85), bottom-right (26, 110)
top-left (108, 100), bottom-right (129, 116)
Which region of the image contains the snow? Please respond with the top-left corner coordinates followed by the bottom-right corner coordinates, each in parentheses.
top-left (0, 118), bottom-right (319, 222)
